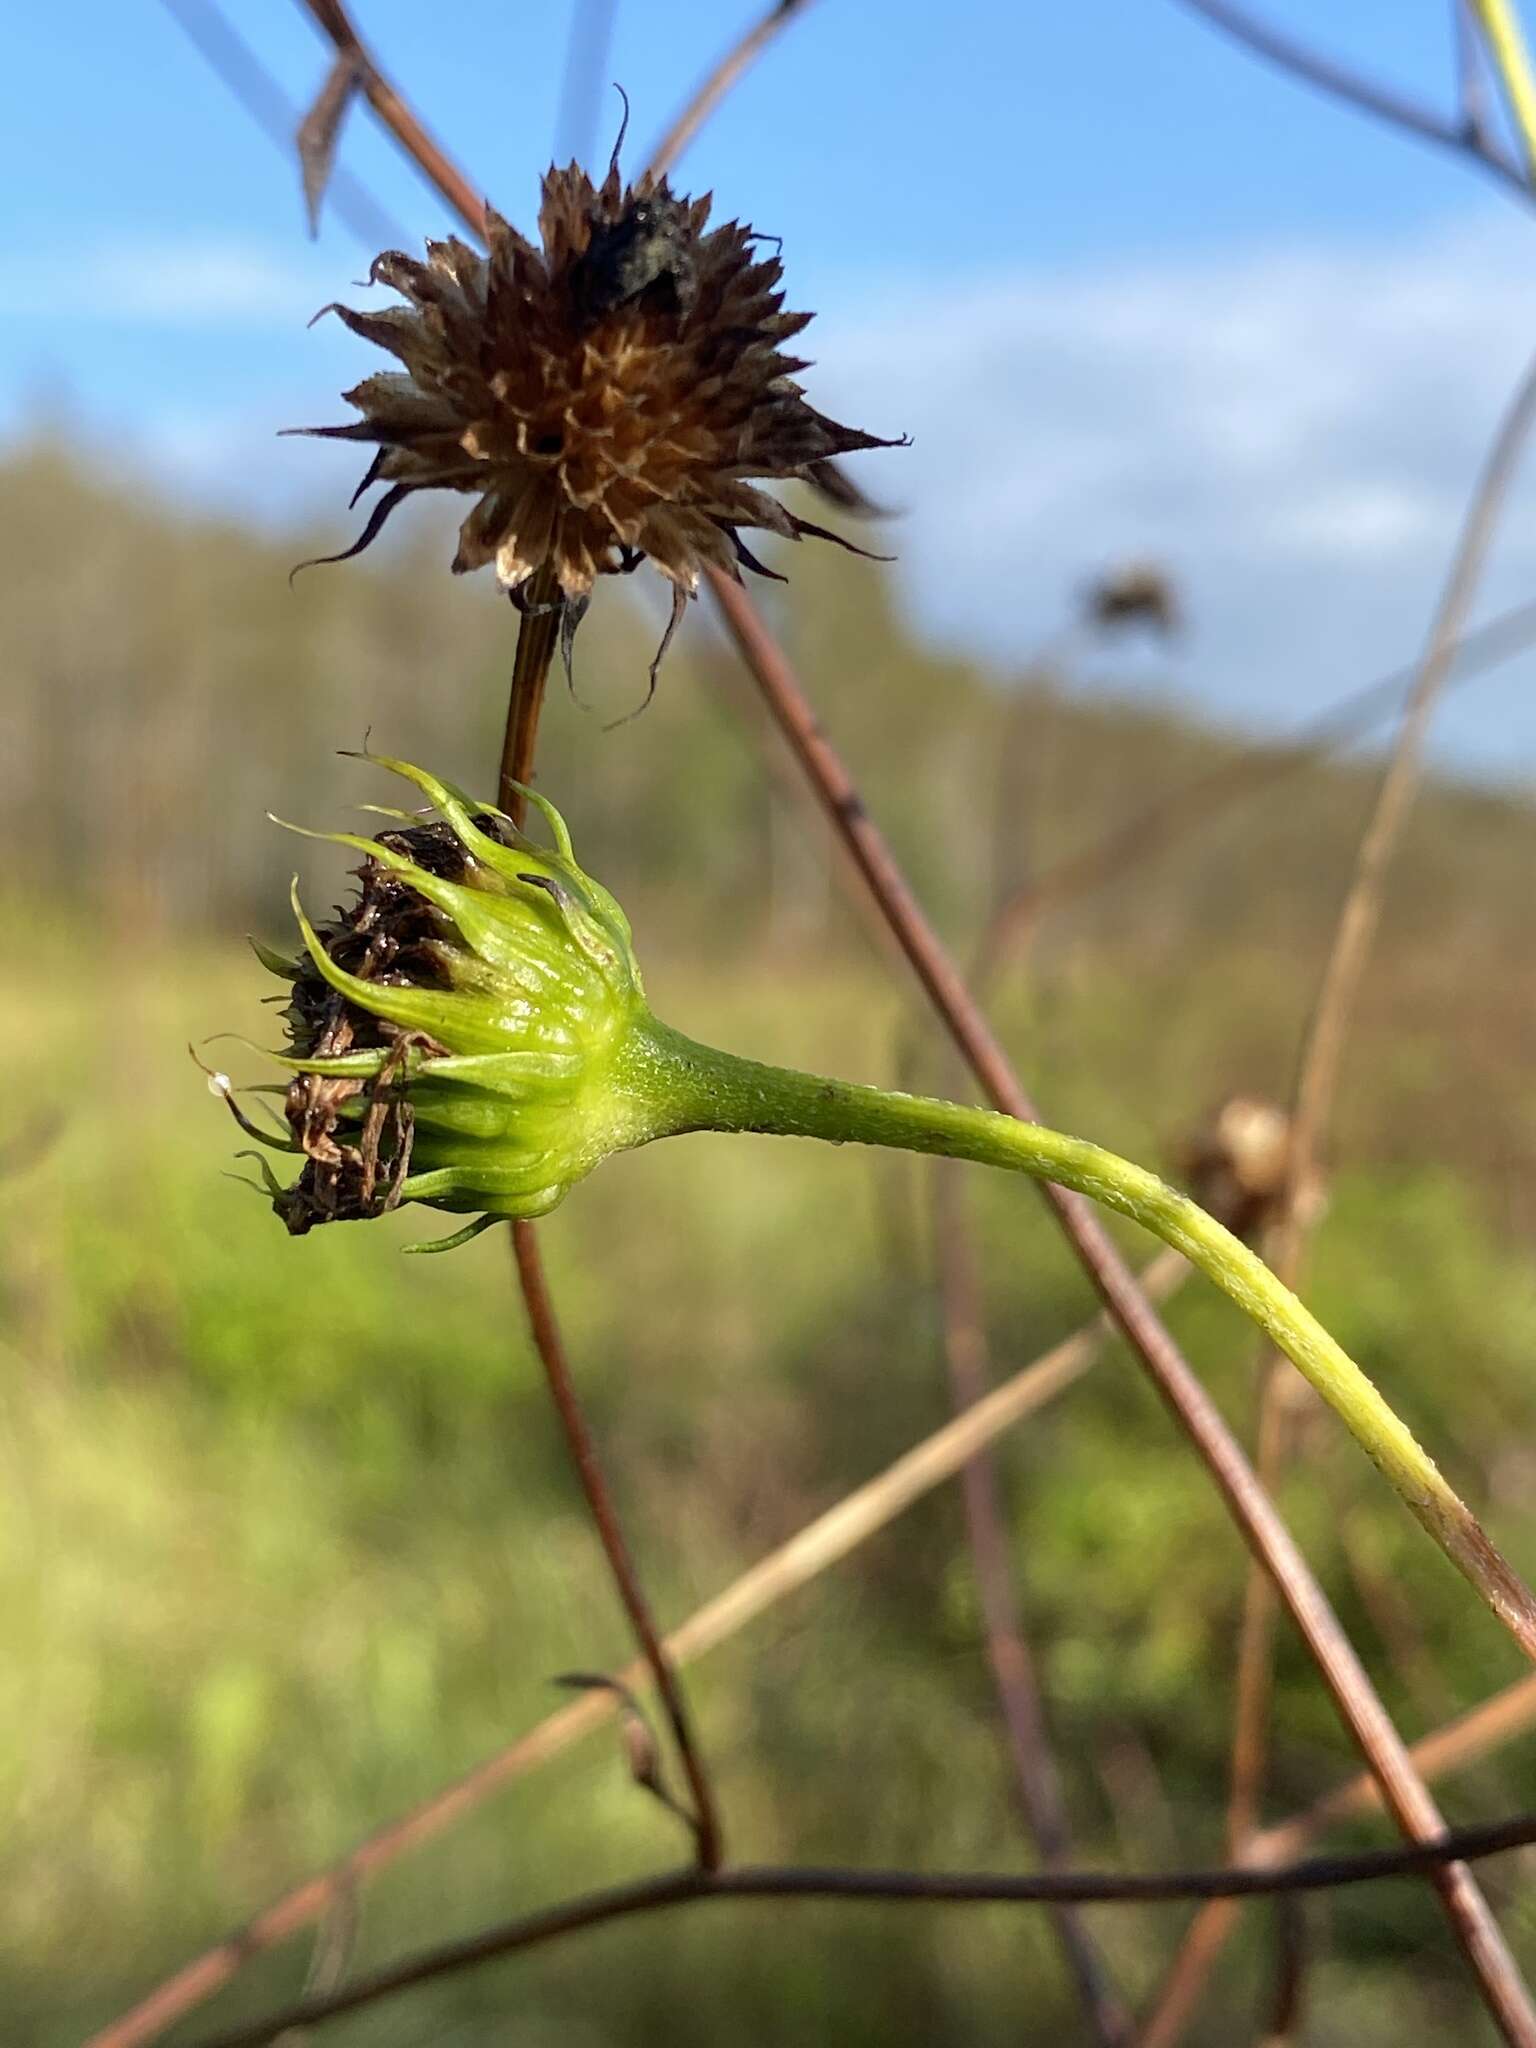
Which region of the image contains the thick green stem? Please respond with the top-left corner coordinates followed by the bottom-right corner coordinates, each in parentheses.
top-left (616, 1016), bottom-right (1536, 1659)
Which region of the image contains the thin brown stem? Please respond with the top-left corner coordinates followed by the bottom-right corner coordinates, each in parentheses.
top-left (510, 1223), bottom-right (722, 1870)
top-left (645, 0), bottom-right (819, 179)
top-left (295, 0), bottom-right (487, 234)
top-left (704, 567), bottom-right (1536, 2045)
top-left (933, 1165), bottom-right (1132, 2047)
top-left (496, 585), bottom-right (561, 820)
top-left (1144, 1673), bottom-right (1536, 2048)
top-left (190, 1818), bottom-right (1536, 2048)
top-left (496, 558), bottom-right (721, 1879)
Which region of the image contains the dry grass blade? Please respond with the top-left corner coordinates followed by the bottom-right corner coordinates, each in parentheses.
top-left (1276, 346), bottom-right (1536, 1293)
top-left (83, 1260), bottom-right (1179, 2048)
top-left (1469, 0), bottom-right (1536, 169)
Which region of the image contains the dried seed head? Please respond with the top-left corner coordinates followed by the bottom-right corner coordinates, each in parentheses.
top-left (1179, 1094), bottom-right (1326, 1241)
top-left (297, 159), bottom-right (903, 680)
top-left (1083, 561), bottom-right (1182, 640)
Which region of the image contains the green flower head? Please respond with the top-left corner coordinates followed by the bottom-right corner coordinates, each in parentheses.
top-left (241, 756), bottom-right (653, 1248)
top-left (213, 759), bottom-right (1536, 1646)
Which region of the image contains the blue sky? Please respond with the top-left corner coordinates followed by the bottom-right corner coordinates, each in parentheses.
top-left (8, 2), bottom-right (1536, 778)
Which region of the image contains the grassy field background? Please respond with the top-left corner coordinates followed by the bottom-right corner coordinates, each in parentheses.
top-left (5, 446), bottom-right (1536, 2043)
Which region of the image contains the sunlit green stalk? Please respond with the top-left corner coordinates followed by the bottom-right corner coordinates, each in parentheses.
top-left (617, 1017), bottom-right (1536, 1660)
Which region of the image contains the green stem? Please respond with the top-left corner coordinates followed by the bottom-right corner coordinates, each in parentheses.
top-left (616, 1016), bottom-right (1536, 1659)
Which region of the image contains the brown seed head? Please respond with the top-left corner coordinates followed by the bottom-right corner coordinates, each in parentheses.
top-left (1084, 560), bottom-right (1182, 640)
top-left (1179, 1093), bottom-right (1326, 1242)
top-left (298, 159), bottom-right (902, 671)
top-left (275, 817), bottom-right (504, 1233)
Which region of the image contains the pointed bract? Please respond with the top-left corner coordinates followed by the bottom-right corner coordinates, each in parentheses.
top-left (247, 758), bottom-right (651, 1235)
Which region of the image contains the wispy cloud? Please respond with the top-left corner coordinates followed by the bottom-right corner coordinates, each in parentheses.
top-left (806, 214), bottom-right (1536, 772)
top-left (11, 238), bottom-right (338, 325)
top-left (20, 214), bottom-right (1536, 774)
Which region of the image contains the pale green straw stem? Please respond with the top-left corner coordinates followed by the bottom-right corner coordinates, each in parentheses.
top-left (1471, 0), bottom-right (1536, 175)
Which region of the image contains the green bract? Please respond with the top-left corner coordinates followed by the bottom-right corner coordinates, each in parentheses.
top-left (253, 755), bottom-right (655, 1246)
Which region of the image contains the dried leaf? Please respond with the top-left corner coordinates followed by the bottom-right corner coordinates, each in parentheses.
top-left (297, 53), bottom-right (363, 238)
top-left (553, 1672), bottom-right (693, 1828)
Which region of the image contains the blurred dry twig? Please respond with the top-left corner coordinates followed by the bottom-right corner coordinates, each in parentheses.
top-left (646, 1), bottom-right (821, 178)
top-left (933, 1164), bottom-right (1132, 2046)
top-left (155, 0), bottom-right (404, 244)
top-left (554, 0), bottom-right (621, 167)
top-left (1172, 0), bottom-right (1532, 199)
top-left (188, 1816), bottom-right (1536, 2048)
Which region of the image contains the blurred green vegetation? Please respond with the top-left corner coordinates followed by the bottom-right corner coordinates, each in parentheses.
top-left (4, 442), bottom-right (1536, 2043)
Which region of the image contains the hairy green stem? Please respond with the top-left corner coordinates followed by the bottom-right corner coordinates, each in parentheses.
top-left (615, 1017), bottom-right (1536, 1658)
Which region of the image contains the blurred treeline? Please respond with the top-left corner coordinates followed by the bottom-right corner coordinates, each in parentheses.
top-left (8, 433), bottom-right (1536, 962)
top-left (6, 440), bottom-right (1536, 2045)
top-left (6, 436), bottom-right (1536, 1226)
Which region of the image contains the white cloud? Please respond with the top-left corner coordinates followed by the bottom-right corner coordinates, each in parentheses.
top-left (1263, 483), bottom-right (1445, 563)
top-left (804, 214), bottom-right (1536, 774)
top-left (11, 238), bottom-right (336, 325)
top-left (22, 213), bottom-right (1536, 776)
